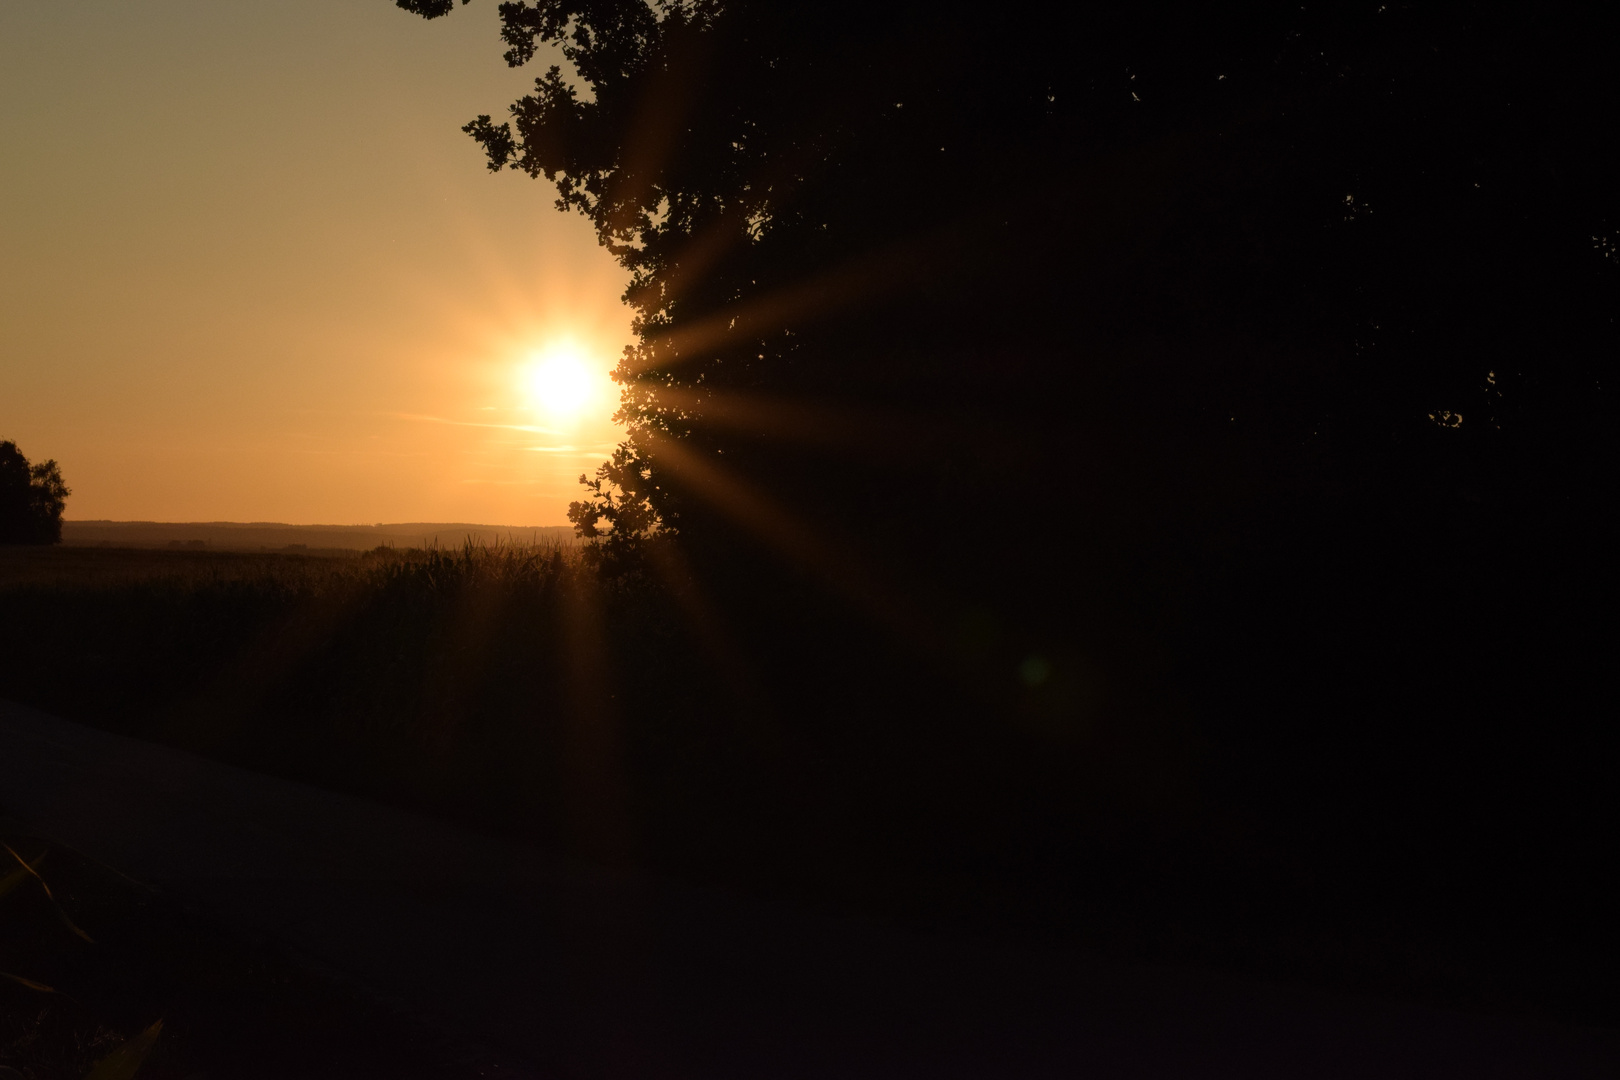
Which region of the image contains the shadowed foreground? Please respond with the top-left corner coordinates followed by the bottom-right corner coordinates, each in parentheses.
top-left (2, 699), bottom-right (1616, 1079)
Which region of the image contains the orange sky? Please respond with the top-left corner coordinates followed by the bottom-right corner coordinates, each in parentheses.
top-left (0, 0), bottom-right (630, 526)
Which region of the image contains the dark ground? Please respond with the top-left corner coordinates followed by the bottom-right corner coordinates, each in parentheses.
top-left (5, 698), bottom-right (1620, 1079)
top-left (0, 823), bottom-right (512, 1080)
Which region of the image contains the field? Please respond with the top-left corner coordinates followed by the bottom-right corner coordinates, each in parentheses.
top-left (0, 543), bottom-right (639, 853)
top-left (59, 519), bottom-right (579, 553)
top-left (1, 540), bottom-right (1615, 1031)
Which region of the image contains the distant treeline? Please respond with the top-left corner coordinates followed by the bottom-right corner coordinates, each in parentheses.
top-left (61, 521), bottom-right (578, 552)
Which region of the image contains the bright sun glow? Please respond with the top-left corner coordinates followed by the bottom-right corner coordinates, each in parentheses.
top-left (523, 343), bottom-right (598, 423)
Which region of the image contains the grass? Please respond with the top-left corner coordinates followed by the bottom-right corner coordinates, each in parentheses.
top-left (0, 541), bottom-right (744, 868)
top-left (0, 539), bottom-right (1615, 1031)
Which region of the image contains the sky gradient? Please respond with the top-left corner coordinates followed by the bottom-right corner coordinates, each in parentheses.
top-left (0, 0), bottom-right (629, 525)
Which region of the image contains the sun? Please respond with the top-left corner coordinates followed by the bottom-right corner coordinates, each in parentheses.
top-left (522, 342), bottom-right (598, 423)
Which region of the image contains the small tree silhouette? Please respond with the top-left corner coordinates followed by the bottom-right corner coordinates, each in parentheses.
top-left (0, 440), bottom-right (71, 545)
top-left (567, 443), bottom-right (665, 560)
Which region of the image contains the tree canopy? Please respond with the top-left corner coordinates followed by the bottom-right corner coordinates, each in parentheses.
top-left (384, 2), bottom-right (1620, 996)
top-left (401, 1), bottom-right (1616, 571)
top-left (0, 440), bottom-right (70, 545)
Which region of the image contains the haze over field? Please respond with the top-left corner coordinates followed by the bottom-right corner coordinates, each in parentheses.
top-left (0, 0), bottom-right (630, 526)
top-left (60, 520), bottom-right (577, 552)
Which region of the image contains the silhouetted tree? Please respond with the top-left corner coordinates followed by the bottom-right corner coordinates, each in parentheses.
top-left (0, 440), bottom-right (70, 545)
top-left (402, 0), bottom-right (1620, 992)
top-left (404, 1), bottom-right (1616, 566)
top-left (568, 443), bottom-right (665, 562)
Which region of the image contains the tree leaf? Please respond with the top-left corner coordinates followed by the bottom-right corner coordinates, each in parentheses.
top-left (0, 848), bottom-right (47, 902)
top-left (0, 971), bottom-right (58, 994)
top-left (56, 903), bottom-right (96, 944)
top-left (2, 841), bottom-right (48, 892)
top-left (2, 841), bottom-right (93, 942)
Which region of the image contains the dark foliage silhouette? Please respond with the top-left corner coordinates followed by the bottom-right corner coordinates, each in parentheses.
top-left (567, 443), bottom-right (664, 561)
top-left (382, 0), bottom-right (1620, 1011)
top-left (0, 441), bottom-right (70, 545)
top-left (417, 2), bottom-right (1617, 553)
top-left (405, 15), bottom-right (1620, 752)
